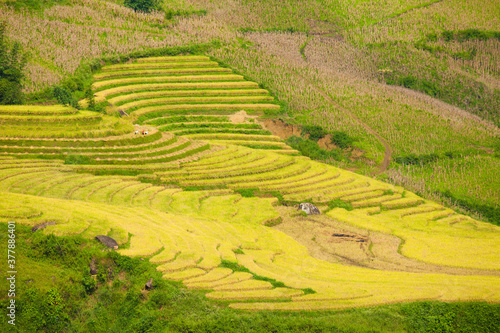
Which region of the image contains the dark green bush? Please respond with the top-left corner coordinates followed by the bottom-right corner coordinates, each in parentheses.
top-left (442, 30), bottom-right (454, 42)
top-left (82, 275), bottom-right (97, 294)
top-left (52, 86), bottom-right (73, 106)
top-left (124, 0), bottom-right (160, 13)
top-left (19, 288), bottom-right (70, 332)
top-left (394, 153), bottom-right (440, 166)
top-left (301, 125), bottom-right (326, 141)
top-left (402, 301), bottom-right (500, 333)
top-left (286, 136), bottom-right (343, 161)
top-left (331, 131), bottom-right (354, 149)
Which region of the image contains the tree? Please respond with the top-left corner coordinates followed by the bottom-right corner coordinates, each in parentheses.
top-left (0, 21), bottom-right (28, 104)
top-left (123, 0), bottom-right (160, 13)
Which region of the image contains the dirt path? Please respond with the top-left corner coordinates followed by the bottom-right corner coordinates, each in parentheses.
top-left (371, 0), bottom-right (444, 26)
top-left (297, 74), bottom-right (392, 174)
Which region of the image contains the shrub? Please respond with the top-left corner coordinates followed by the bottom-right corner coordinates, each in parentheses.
top-left (442, 30), bottom-right (453, 41)
top-left (395, 153), bottom-right (440, 165)
top-left (53, 86), bottom-right (73, 106)
top-left (123, 0), bottom-right (160, 13)
top-left (331, 131), bottom-right (354, 149)
top-left (286, 136), bottom-right (343, 161)
top-left (439, 190), bottom-right (500, 225)
top-left (20, 288), bottom-right (70, 332)
top-left (301, 125), bottom-right (326, 141)
top-left (82, 275), bottom-right (97, 294)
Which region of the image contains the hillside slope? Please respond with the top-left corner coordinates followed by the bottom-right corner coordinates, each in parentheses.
top-left (0, 0), bottom-right (499, 324)
top-left (0, 55), bottom-right (499, 313)
top-left (1, 0), bottom-right (498, 223)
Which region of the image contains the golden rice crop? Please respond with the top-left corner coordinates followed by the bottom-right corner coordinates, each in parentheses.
top-left (118, 96), bottom-right (275, 111)
top-left (95, 81), bottom-right (260, 98)
top-left (212, 279), bottom-right (273, 291)
top-left (162, 268), bottom-right (207, 281)
top-left (131, 103), bottom-right (280, 117)
top-left (205, 287), bottom-right (304, 301)
top-left (101, 61), bottom-right (219, 71)
top-left (184, 272), bottom-right (254, 290)
top-left (136, 56), bottom-right (211, 63)
top-left (108, 88), bottom-right (268, 104)
top-left (94, 67), bottom-right (232, 80)
top-left (184, 267), bottom-right (233, 284)
top-left (93, 74), bottom-right (245, 90)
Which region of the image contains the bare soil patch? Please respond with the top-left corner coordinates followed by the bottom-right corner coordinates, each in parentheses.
top-left (317, 134), bottom-right (337, 150)
top-left (228, 110), bottom-right (258, 124)
top-left (259, 118), bottom-right (301, 139)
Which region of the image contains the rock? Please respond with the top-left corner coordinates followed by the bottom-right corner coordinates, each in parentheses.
top-left (90, 257), bottom-right (98, 275)
top-left (145, 278), bottom-right (153, 290)
top-left (95, 235), bottom-right (119, 249)
top-left (31, 221), bottom-right (56, 232)
top-left (298, 202), bottom-right (320, 215)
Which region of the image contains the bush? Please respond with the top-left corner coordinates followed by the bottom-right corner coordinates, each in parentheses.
top-left (301, 125), bottom-right (326, 141)
top-left (286, 136), bottom-right (343, 162)
top-left (82, 275), bottom-right (97, 294)
top-left (402, 301), bottom-right (500, 333)
top-left (53, 86), bottom-right (73, 106)
top-left (19, 288), bottom-right (70, 332)
top-left (124, 0), bottom-right (160, 13)
top-left (394, 153), bottom-right (441, 166)
top-left (331, 131), bottom-right (354, 149)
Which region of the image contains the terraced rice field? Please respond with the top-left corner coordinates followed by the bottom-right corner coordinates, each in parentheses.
top-left (0, 105), bottom-right (214, 170)
top-left (0, 55), bottom-right (498, 311)
top-left (0, 180), bottom-right (498, 310)
top-left (94, 56), bottom-right (291, 153)
top-left (0, 105), bottom-right (132, 138)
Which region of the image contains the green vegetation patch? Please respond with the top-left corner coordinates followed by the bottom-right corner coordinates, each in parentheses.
top-left (286, 136), bottom-right (343, 162)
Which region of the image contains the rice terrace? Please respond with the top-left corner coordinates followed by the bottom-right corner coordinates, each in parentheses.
top-left (0, 0), bottom-right (499, 332)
